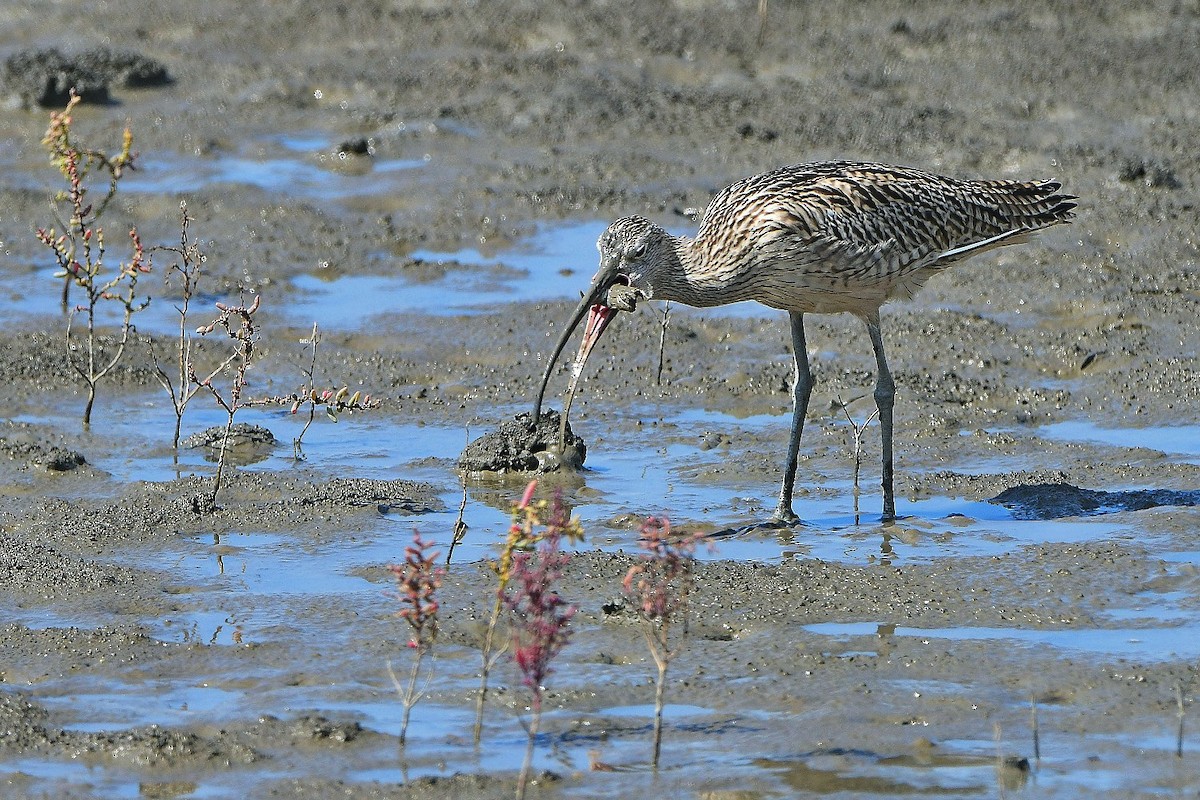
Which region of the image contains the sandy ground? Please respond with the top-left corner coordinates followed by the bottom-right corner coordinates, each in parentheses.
top-left (2, 1), bottom-right (1200, 797)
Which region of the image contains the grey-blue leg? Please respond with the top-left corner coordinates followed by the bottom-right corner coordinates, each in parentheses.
top-left (865, 316), bottom-right (896, 521)
top-left (774, 311), bottom-right (812, 524)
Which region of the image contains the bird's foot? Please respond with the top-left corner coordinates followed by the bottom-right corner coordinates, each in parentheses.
top-left (706, 506), bottom-right (803, 538)
top-left (882, 498), bottom-right (897, 524)
top-left (771, 504), bottom-right (802, 527)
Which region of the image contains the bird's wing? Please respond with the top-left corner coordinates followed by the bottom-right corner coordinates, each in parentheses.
top-left (763, 172), bottom-right (1032, 282)
top-left (693, 162), bottom-right (1073, 306)
top-left (800, 227), bottom-right (905, 283)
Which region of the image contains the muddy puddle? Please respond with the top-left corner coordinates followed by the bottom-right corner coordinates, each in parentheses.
top-left (3, 1), bottom-right (1200, 797)
top-left (4, 217), bottom-right (1199, 797)
top-left (13, 378), bottom-right (1192, 569)
top-left (122, 133), bottom-right (428, 202)
top-left (5, 208), bottom-right (1200, 796)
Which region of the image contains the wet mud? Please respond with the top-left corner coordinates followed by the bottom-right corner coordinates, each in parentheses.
top-left (458, 410), bottom-right (586, 474)
top-left (1, 1), bottom-right (1199, 798)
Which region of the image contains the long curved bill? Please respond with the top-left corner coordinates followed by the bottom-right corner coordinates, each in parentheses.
top-left (532, 265), bottom-right (621, 424)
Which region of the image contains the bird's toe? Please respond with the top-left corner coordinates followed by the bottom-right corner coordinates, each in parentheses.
top-left (769, 506), bottom-right (803, 528)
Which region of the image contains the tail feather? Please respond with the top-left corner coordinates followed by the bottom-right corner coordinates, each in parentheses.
top-left (974, 178), bottom-right (1077, 232)
top-left (936, 179), bottom-right (1074, 268)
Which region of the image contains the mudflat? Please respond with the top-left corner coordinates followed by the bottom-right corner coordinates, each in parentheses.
top-left (1, 2), bottom-right (1198, 798)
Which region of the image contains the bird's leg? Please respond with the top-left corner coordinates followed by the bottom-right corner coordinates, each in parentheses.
top-left (774, 311), bottom-right (812, 524)
top-left (865, 317), bottom-right (896, 521)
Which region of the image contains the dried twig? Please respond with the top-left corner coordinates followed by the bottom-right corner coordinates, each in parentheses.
top-left (151, 200), bottom-right (207, 453)
top-left (190, 294), bottom-right (261, 508)
top-left (835, 394), bottom-right (879, 524)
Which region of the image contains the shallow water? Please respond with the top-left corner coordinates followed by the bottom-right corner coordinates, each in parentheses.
top-left (123, 132), bottom-right (427, 200)
top-left (5, 126), bottom-right (1199, 799)
top-left (11, 376), bottom-right (1192, 794)
top-left (287, 220), bottom-right (767, 327)
top-left (803, 621), bottom-right (1200, 661)
top-left (4, 214), bottom-right (766, 342)
top-left (1039, 419), bottom-right (1200, 464)
top-left (287, 220), bottom-right (607, 324)
top-left (13, 385), bottom-right (1151, 572)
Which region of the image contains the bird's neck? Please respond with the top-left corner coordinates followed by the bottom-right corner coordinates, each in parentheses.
top-left (655, 235), bottom-right (725, 307)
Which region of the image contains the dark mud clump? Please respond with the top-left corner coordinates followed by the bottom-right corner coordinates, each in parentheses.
top-left (2, 46), bottom-right (171, 108)
top-left (991, 482), bottom-right (1200, 520)
top-left (0, 423), bottom-right (86, 472)
top-left (182, 422), bottom-right (278, 465)
top-left (458, 410), bottom-right (586, 473)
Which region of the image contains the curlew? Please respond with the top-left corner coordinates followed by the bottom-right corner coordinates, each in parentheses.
top-left (532, 161), bottom-right (1076, 523)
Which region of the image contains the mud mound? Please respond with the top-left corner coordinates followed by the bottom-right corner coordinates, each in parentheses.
top-left (458, 410), bottom-right (586, 473)
top-left (3, 46), bottom-right (171, 108)
top-left (991, 482), bottom-right (1200, 520)
top-left (182, 422), bottom-right (278, 466)
top-left (0, 423), bottom-right (86, 472)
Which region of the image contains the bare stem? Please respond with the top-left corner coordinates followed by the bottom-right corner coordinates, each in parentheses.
top-left (151, 201), bottom-right (204, 455)
top-left (1177, 682), bottom-right (1186, 759)
top-left (655, 301), bottom-right (671, 386)
top-left (623, 518), bottom-right (704, 769)
top-left (516, 696), bottom-right (541, 800)
top-left (473, 598), bottom-right (505, 744)
top-left (652, 652), bottom-right (668, 769)
top-left (447, 458), bottom-right (469, 566)
top-left (836, 394), bottom-right (879, 525)
top-left (1030, 696), bottom-right (1041, 764)
top-left (387, 655), bottom-right (427, 746)
top-left (83, 385), bottom-right (97, 426)
top-left (994, 722), bottom-right (1005, 800)
top-left (295, 322), bottom-right (321, 458)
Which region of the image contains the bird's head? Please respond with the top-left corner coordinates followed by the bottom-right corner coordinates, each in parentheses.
top-left (531, 215), bottom-right (675, 421)
top-left (597, 215), bottom-right (678, 308)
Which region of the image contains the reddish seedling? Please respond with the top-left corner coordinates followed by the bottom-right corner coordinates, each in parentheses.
top-left (386, 530), bottom-right (444, 745)
top-left (472, 481), bottom-right (583, 744)
top-left (37, 90), bottom-right (147, 426)
top-left (623, 516), bottom-right (707, 768)
top-left (502, 503), bottom-right (576, 800)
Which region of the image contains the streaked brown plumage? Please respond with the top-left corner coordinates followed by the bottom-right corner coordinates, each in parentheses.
top-left (533, 160), bottom-right (1076, 523)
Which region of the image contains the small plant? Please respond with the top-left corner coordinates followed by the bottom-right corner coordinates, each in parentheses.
top-left (473, 481), bottom-right (584, 744)
top-left (446, 448), bottom-right (470, 566)
top-left (1029, 696), bottom-right (1041, 765)
top-left (152, 200), bottom-right (208, 453)
top-left (386, 530), bottom-right (444, 745)
top-left (37, 90), bottom-right (147, 426)
top-left (190, 293), bottom-right (261, 509)
top-left (245, 323), bottom-right (380, 459)
top-left (502, 509), bottom-right (577, 800)
top-left (623, 516), bottom-right (707, 769)
top-left (40, 90), bottom-right (136, 305)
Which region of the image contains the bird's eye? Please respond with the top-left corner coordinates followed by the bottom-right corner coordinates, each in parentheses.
top-left (627, 243), bottom-right (646, 260)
